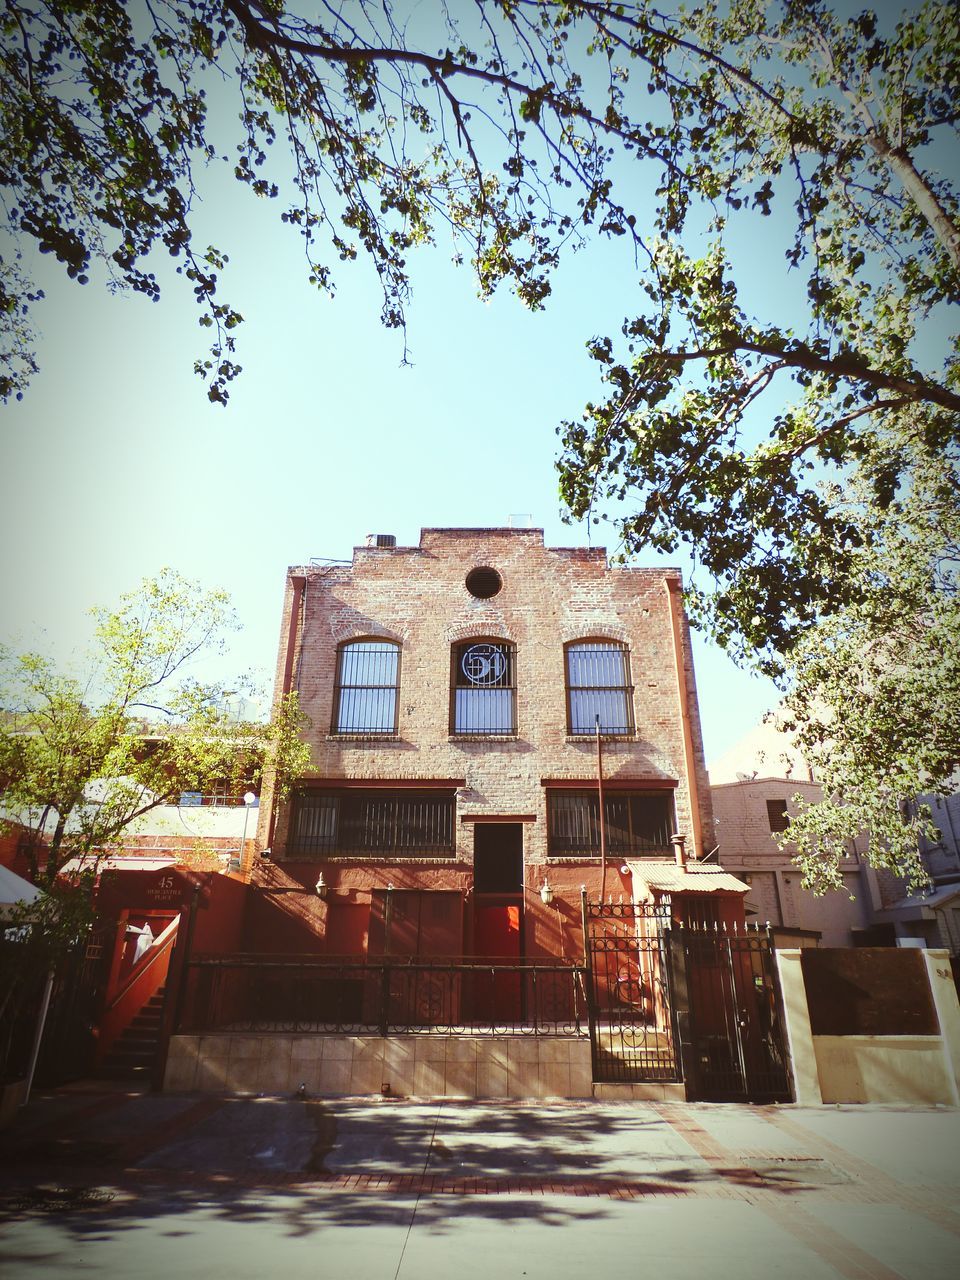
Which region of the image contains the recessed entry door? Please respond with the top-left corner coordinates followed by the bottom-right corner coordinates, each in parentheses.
top-left (472, 823), bottom-right (524, 1020)
top-left (473, 822), bottom-right (524, 895)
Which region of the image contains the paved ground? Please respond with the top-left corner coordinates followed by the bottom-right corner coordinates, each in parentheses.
top-left (2, 1085), bottom-right (959, 1279)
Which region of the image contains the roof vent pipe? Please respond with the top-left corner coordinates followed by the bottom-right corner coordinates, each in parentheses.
top-left (670, 833), bottom-right (687, 870)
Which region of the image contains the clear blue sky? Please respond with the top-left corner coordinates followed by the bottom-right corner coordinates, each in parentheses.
top-left (0, 44), bottom-right (783, 766)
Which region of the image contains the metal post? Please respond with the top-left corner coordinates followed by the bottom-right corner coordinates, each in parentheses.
top-left (379, 962), bottom-right (390, 1038)
top-left (580, 886), bottom-right (599, 1082)
top-left (380, 885), bottom-right (394, 1037)
top-left (596, 716), bottom-right (608, 902)
top-left (23, 970), bottom-right (55, 1106)
top-left (664, 923), bottom-right (699, 1098)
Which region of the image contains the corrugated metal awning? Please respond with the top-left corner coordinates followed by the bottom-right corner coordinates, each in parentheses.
top-left (626, 861), bottom-right (750, 894)
top-left (59, 854), bottom-right (178, 875)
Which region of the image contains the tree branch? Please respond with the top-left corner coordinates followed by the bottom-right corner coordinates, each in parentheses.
top-left (653, 342), bottom-right (960, 414)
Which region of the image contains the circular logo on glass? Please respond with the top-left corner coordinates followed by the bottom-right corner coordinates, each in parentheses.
top-left (461, 643), bottom-right (506, 686)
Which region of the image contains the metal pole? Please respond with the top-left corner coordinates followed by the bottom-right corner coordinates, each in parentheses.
top-left (23, 969), bottom-right (55, 1105)
top-left (596, 715), bottom-right (608, 903)
top-left (580, 886), bottom-right (598, 1081)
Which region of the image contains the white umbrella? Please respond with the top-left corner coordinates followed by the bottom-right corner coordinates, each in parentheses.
top-left (0, 865), bottom-right (52, 1104)
top-left (0, 863), bottom-right (42, 920)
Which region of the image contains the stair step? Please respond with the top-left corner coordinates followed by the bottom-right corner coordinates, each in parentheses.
top-left (96, 1062), bottom-right (153, 1080)
top-left (116, 1034), bottom-right (159, 1051)
top-left (130, 1013), bottom-right (163, 1029)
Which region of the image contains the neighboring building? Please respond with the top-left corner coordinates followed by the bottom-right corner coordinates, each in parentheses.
top-left (248, 527), bottom-right (746, 961)
top-left (872, 784), bottom-right (960, 955)
top-left (709, 717), bottom-right (881, 946)
top-left (710, 721), bottom-right (960, 956)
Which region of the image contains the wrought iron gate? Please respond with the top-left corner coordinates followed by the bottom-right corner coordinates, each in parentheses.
top-left (681, 924), bottom-right (792, 1102)
top-left (585, 902), bottom-right (681, 1083)
top-left (586, 904), bottom-right (791, 1100)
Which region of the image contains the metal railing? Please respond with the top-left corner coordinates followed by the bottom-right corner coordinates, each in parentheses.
top-left (176, 957), bottom-right (588, 1037)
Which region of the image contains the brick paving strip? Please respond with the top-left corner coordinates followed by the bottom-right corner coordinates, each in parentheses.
top-left (759, 1108), bottom-right (960, 1237)
top-left (0, 1164), bottom-right (701, 1203)
top-left (654, 1104), bottom-right (959, 1280)
top-left (4, 1092), bottom-right (958, 1230)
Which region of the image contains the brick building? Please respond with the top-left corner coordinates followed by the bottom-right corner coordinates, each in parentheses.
top-left (246, 527), bottom-right (745, 963)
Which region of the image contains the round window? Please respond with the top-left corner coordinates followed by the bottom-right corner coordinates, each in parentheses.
top-left (465, 566), bottom-right (503, 599)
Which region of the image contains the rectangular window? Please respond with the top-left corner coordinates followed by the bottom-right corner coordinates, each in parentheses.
top-left (290, 789), bottom-right (455, 856)
top-left (566, 642), bottom-right (633, 735)
top-left (766, 799), bottom-right (790, 834)
top-left (452, 641), bottom-right (516, 734)
top-left (547, 790), bottom-right (672, 856)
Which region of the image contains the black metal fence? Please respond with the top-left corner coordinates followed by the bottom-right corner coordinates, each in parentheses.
top-left (177, 957), bottom-right (588, 1038)
top-left (585, 900), bottom-right (682, 1083)
top-left (681, 923), bottom-right (792, 1102)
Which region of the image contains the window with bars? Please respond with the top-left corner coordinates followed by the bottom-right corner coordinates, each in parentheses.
top-left (333, 639), bottom-right (400, 734)
top-left (289, 790), bottom-right (455, 856)
top-left (547, 790), bottom-right (673, 856)
top-left (565, 640), bottom-right (634, 735)
top-left (451, 640), bottom-right (516, 735)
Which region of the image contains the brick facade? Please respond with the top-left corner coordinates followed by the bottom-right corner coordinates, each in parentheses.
top-left (250, 528), bottom-right (721, 958)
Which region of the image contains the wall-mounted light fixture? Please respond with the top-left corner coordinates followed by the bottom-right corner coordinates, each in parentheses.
top-left (260, 848), bottom-right (272, 861)
top-left (315, 872), bottom-right (328, 900)
top-left (540, 879), bottom-right (554, 905)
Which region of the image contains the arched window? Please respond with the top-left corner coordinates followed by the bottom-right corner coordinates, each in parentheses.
top-left (451, 639), bottom-right (516, 735)
top-left (333, 639), bottom-right (400, 734)
top-left (565, 640), bottom-right (633, 735)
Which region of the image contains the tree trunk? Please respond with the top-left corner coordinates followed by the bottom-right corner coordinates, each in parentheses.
top-left (867, 131), bottom-right (960, 274)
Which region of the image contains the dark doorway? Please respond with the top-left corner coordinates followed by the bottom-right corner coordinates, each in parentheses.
top-left (473, 823), bottom-right (523, 893)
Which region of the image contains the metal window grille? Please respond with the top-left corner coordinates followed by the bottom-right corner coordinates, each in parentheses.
top-left (766, 799), bottom-right (790, 834)
top-left (452, 641), bottom-right (516, 734)
top-left (547, 790), bottom-right (672, 856)
top-left (290, 790), bottom-right (454, 855)
top-left (333, 640), bottom-right (400, 734)
top-left (565, 642), bottom-right (633, 735)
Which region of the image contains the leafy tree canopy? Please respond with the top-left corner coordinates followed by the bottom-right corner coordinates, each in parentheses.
top-left (0, 570), bottom-right (310, 887)
top-left (3, 1), bottom-right (958, 881)
top-left (773, 437), bottom-right (959, 890)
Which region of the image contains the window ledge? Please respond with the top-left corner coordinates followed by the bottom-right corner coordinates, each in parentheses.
top-left (298, 856), bottom-right (466, 866)
top-left (325, 733), bottom-right (401, 742)
top-left (547, 852), bottom-right (671, 863)
top-left (565, 733), bottom-right (637, 743)
top-left (448, 734), bottom-right (519, 743)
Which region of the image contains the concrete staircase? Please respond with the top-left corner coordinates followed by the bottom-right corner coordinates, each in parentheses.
top-left (96, 987), bottom-right (166, 1081)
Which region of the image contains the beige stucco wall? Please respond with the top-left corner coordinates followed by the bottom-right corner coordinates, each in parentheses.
top-left (813, 1036), bottom-right (957, 1105)
top-left (776, 947), bottom-right (960, 1106)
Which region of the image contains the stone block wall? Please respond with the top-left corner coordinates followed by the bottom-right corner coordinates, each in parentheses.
top-left (164, 1032), bottom-right (595, 1099)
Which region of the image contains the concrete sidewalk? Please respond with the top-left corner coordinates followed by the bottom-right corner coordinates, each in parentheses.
top-left (2, 1086), bottom-right (959, 1279)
